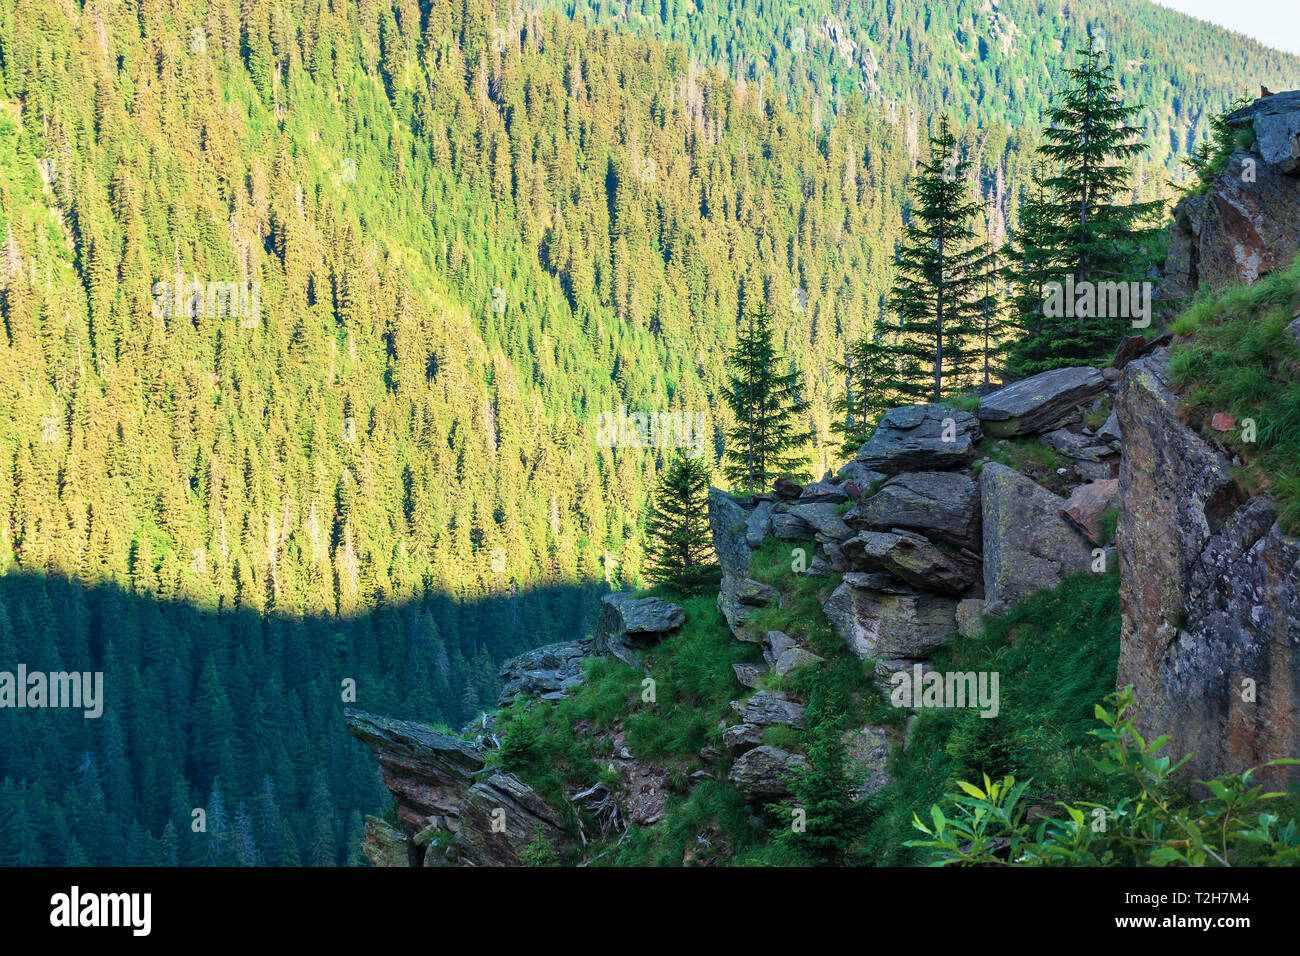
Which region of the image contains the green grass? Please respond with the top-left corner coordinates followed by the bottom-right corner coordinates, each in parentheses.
top-left (1168, 253), bottom-right (1300, 531)
top-left (863, 568), bottom-right (1122, 864)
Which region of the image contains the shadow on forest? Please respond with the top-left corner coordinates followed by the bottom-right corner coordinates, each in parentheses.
top-left (0, 570), bottom-right (604, 865)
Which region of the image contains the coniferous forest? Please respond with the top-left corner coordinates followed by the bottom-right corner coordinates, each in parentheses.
top-left (0, 0), bottom-right (1297, 867)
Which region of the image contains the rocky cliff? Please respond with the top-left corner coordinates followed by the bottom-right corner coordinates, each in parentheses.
top-left (347, 90), bottom-right (1300, 864)
top-left (1115, 92), bottom-right (1300, 786)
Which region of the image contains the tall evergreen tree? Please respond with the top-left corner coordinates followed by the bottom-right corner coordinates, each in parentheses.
top-left (831, 329), bottom-right (906, 456)
top-left (880, 118), bottom-right (990, 403)
top-left (642, 455), bottom-right (715, 593)
top-left (1011, 35), bottom-right (1164, 372)
top-left (722, 307), bottom-right (811, 494)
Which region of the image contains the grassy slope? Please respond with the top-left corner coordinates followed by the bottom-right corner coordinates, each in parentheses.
top-left (1169, 253), bottom-right (1300, 532)
top-left (489, 532), bottom-right (1122, 865)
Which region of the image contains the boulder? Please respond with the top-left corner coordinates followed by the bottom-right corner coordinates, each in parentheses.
top-left (362, 816), bottom-right (411, 867)
top-left (1041, 428), bottom-right (1115, 463)
top-left (1116, 349), bottom-right (1300, 788)
top-left (846, 471), bottom-right (981, 551)
top-left (451, 771), bottom-right (569, 867)
top-left (732, 662), bottom-right (768, 689)
top-left (956, 598), bottom-right (984, 638)
top-left (595, 593), bottom-right (686, 668)
top-left (1060, 479), bottom-right (1120, 546)
top-left (1113, 332), bottom-right (1173, 371)
top-left (1227, 89), bottom-right (1300, 172)
top-left (728, 746), bottom-right (809, 800)
top-left (824, 572), bottom-right (959, 660)
top-left (979, 462), bottom-right (1093, 614)
top-left (1097, 408), bottom-right (1123, 443)
top-left (855, 405), bottom-right (981, 474)
top-left (722, 722), bottom-right (765, 755)
top-left (771, 511), bottom-right (815, 540)
top-left (717, 574), bottom-right (774, 640)
top-left (835, 460), bottom-right (887, 492)
top-left (798, 481), bottom-right (849, 504)
top-left (745, 499), bottom-right (776, 548)
top-left (786, 502), bottom-right (855, 541)
top-left (709, 486), bottom-right (754, 576)
top-left (841, 529), bottom-right (980, 596)
top-left (978, 367), bottom-right (1106, 437)
top-left (763, 630), bottom-right (798, 667)
top-left (730, 690), bottom-right (807, 729)
top-left (1163, 91), bottom-right (1300, 298)
top-left (497, 638), bottom-right (594, 706)
top-left (871, 658), bottom-right (934, 698)
top-left (773, 477), bottom-right (804, 501)
top-left (841, 726), bottom-right (896, 800)
top-left (774, 646), bottom-right (824, 677)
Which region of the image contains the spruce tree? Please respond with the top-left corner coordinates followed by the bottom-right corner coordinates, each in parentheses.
top-left (722, 307), bottom-right (811, 493)
top-left (880, 117), bottom-right (990, 403)
top-left (643, 455), bottom-right (716, 593)
top-left (831, 329), bottom-right (906, 456)
top-left (1012, 35), bottom-right (1163, 371)
top-left (1003, 159), bottom-right (1061, 356)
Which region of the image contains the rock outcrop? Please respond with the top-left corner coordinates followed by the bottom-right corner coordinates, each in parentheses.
top-left (345, 710), bottom-right (567, 866)
top-left (980, 462), bottom-right (1094, 614)
top-left (1163, 90), bottom-right (1300, 298)
top-left (497, 638), bottom-right (594, 706)
top-left (977, 366), bottom-right (1106, 437)
top-left (1115, 350), bottom-right (1300, 787)
top-left (594, 592), bottom-right (685, 668)
top-left (855, 405), bottom-right (981, 474)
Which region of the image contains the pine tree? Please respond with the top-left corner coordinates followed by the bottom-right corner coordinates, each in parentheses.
top-left (722, 306), bottom-right (811, 494)
top-left (643, 455), bottom-right (716, 593)
top-left (771, 704), bottom-right (868, 865)
top-left (1003, 159), bottom-right (1061, 354)
top-left (830, 330), bottom-right (905, 456)
top-left (1012, 34), bottom-right (1164, 371)
top-left (880, 117), bottom-right (990, 403)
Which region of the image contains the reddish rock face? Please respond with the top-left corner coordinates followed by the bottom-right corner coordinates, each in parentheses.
top-left (1115, 351), bottom-right (1300, 789)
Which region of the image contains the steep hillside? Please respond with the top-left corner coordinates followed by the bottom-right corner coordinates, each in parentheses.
top-left (551, 0), bottom-right (1300, 172)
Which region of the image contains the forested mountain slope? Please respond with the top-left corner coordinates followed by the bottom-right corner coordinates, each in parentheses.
top-left (0, 0), bottom-right (1295, 866)
top-left (549, 0), bottom-right (1300, 168)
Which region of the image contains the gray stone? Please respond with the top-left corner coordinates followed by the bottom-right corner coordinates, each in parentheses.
top-left (956, 598), bottom-right (985, 638)
top-left (841, 529), bottom-right (980, 596)
top-left (978, 367), bottom-right (1106, 437)
top-left (771, 511), bottom-right (815, 540)
top-left (722, 722), bottom-right (765, 755)
top-left (497, 638), bottom-right (594, 706)
top-left (732, 662), bottom-right (767, 689)
top-left (787, 502), bottom-right (855, 541)
top-left (841, 726), bottom-right (896, 800)
top-left (774, 646), bottom-right (824, 677)
top-left (709, 486), bottom-right (753, 576)
top-left (1042, 428), bottom-right (1115, 463)
top-left (745, 499), bottom-right (776, 548)
top-left (847, 471), bottom-right (981, 551)
top-left (824, 573), bottom-right (958, 660)
top-left (718, 573), bottom-right (771, 640)
top-left (836, 460), bottom-right (888, 493)
top-left (855, 405), bottom-right (981, 475)
top-left (1097, 408), bottom-right (1123, 443)
top-left (730, 690), bottom-right (807, 729)
top-left (596, 592), bottom-right (686, 668)
top-left (728, 746), bottom-right (809, 800)
top-left (979, 462), bottom-right (1093, 614)
top-left (798, 481), bottom-right (849, 504)
top-left (1116, 349), bottom-right (1300, 788)
top-left (763, 630), bottom-right (798, 666)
